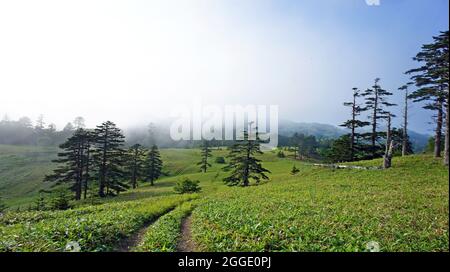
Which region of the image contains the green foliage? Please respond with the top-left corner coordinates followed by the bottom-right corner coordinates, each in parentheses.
top-left (425, 136), bottom-right (445, 154)
top-left (290, 165), bottom-right (300, 175)
top-left (146, 145), bottom-right (163, 186)
top-left (0, 197), bottom-right (7, 213)
top-left (51, 190), bottom-right (72, 211)
top-left (34, 194), bottom-right (46, 211)
top-left (197, 141), bottom-right (212, 173)
top-left (191, 155), bottom-right (448, 252)
top-left (44, 128), bottom-right (94, 200)
top-left (214, 156), bottom-right (226, 164)
top-left (94, 121), bottom-right (128, 197)
top-left (126, 144), bottom-right (147, 189)
top-left (0, 194), bottom-right (195, 251)
top-left (134, 201), bottom-right (196, 252)
top-left (323, 135), bottom-right (353, 163)
top-left (223, 129), bottom-right (270, 186)
top-left (174, 179), bottom-right (202, 194)
top-left (289, 133), bottom-right (319, 160)
top-left (277, 151), bottom-right (286, 158)
top-left (362, 78), bottom-right (396, 158)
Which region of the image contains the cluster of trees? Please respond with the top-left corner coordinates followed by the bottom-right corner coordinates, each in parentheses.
top-left (0, 115), bottom-right (87, 146)
top-left (326, 78), bottom-right (398, 165)
top-left (327, 31), bottom-right (449, 167)
top-left (45, 121), bottom-right (163, 200)
top-left (278, 133), bottom-right (334, 161)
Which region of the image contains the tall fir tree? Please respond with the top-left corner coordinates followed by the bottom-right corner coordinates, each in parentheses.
top-left (197, 140), bottom-right (212, 173)
top-left (44, 128), bottom-right (92, 200)
top-left (340, 88), bottom-right (370, 161)
top-left (93, 121), bottom-right (128, 197)
top-left (362, 78), bottom-right (397, 158)
top-left (223, 125), bottom-right (270, 187)
top-left (406, 31), bottom-right (449, 165)
top-left (146, 145), bottom-right (163, 186)
top-left (126, 144), bottom-right (147, 189)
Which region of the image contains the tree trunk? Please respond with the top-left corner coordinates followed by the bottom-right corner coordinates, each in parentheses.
top-left (435, 99), bottom-right (443, 158)
top-left (402, 88), bottom-right (408, 157)
top-left (371, 89), bottom-right (379, 159)
top-left (350, 93), bottom-right (356, 161)
top-left (99, 130), bottom-right (108, 197)
top-left (84, 144), bottom-right (90, 199)
top-left (445, 100), bottom-right (449, 166)
top-left (383, 114), bottom-right (393, 169)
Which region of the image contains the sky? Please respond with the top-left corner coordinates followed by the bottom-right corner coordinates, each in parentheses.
top-left (0, 0), bottom-right (448, 134)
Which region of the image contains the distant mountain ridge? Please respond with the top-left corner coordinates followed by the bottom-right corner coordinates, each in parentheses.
top-left (278, 120), bottom-right (430, 152)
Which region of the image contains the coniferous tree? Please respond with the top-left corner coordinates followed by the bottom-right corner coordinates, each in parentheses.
top-left (0, 197), bottom-right (7, 213)
top-left (82, 130), bottom-right (95, 199)
top-left (407, 31), bottom-right (449, 165)
top-left (44, 128), bottom-right (92, 200)
top-left (223, 125), bottom-right (270, 187)
top-left (398, 83), bottom-right (414, 156)
top-left (324, 135), bottom-right (353, 163)
top-left (290, 165), bottom-right (300, 175)
top-left (127, 144), bottom-right (147, 189)
top-left (93, 121), bottom-right (128, 197)
top-left (383, 113), bottom-right (394, 169)
top-left (392, 128), bottom-right (414, 155)
top-left (362, 78), bottom-right (397, 158)
top-left (340, 88), bottom-right (370, 161)
top-left (197, 141), bottom-right (212, 173)
top-left (146, 145), bottom-right (163, 186)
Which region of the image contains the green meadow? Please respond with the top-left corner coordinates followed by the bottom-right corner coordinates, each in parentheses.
top-left (0, 145), bottom-right (448, 252)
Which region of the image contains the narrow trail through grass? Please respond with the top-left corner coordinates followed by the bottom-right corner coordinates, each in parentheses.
top-left (177, 215), bottom-right (196, 252)
top-left (113, 207), bottom-right (176, 252)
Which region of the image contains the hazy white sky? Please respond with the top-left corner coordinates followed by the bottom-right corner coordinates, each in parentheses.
top-left (0, 0), bottom-right (448, 133)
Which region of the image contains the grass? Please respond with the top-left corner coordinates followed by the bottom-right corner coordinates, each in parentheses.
top-left (0, 145), bottom-right (448, 252)
top-left (191, 155), bottom-right (449, 252)
top-left (133, 201), bottom-right (197, 252)
top-left (0, 194), bottom-right (197, 252)
top-left (0, 145), bottom-right (58, 207)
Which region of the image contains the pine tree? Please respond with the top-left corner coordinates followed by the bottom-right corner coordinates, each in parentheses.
top-left (383, 113), bottom-right (394, 169)
top-left (406, 31), bottom-right (449, 165)
top-left (44, 128), bottom-right (92, 200)
top-left (93, 121), bottom-right (128, 197)
top-left (127, 144), bottom-right (147, 189)
top-left (340, 88), bottom-right (370, 161)
top-left (398, 83), bottom-right (413, 156)
top-left (362, 78), bottom-right (397, 159)
top-left (324, 135), bottom-right (353, 163)
top-left (223, 125), bottom-right (270, 187)
top-left (82, 130), bottom-right (95, 199)
top-left (34, 193), bottom-right (46, 211)
top-left (290, 165), bottom-right (300, 175)
top-left (0, 197), bottom-right (7, 213)
top-left (197, 141), bottom-right (212, 173)
top-left (146, 145), bottom-right (163, 186)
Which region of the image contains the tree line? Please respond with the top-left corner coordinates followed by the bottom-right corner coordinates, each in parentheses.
top-left (45, 121), bottom-right (163, 200)
top-left (327, 31), bottom-right (448, 167)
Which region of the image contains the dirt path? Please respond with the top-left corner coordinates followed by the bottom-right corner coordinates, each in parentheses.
top-left (177, 215), bottom-right (197, 252)
top-left (113, 221), bottom-right (154, 252)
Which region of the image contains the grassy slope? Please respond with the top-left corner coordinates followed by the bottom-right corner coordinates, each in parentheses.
top-left (0, 145), bottom-right (448, 251)
top-left (0, 145), bottom-right (58, 207)
top-left (191, 154), bottom-right (449, 251)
